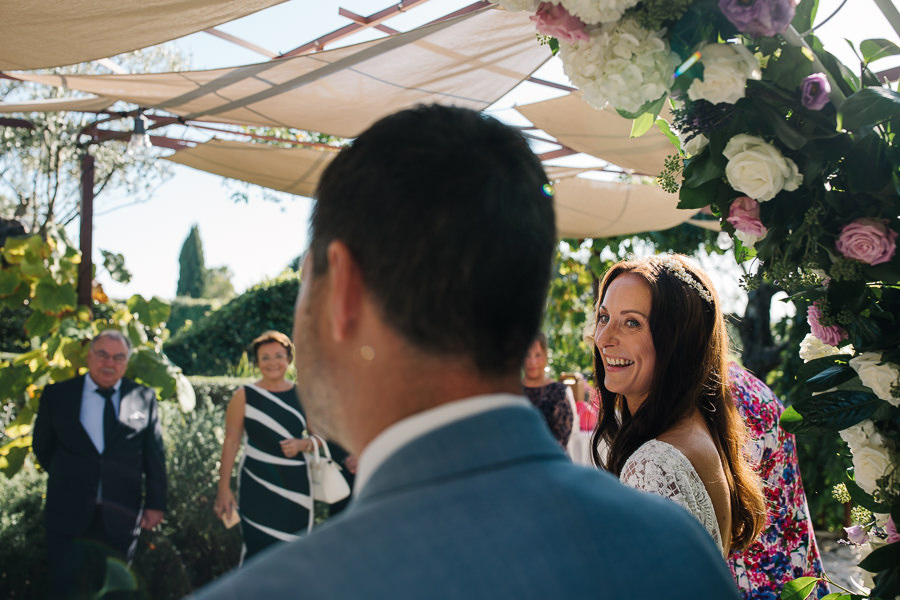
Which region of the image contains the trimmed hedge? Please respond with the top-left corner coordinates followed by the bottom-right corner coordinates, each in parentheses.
top-left (164, 274), bottom-right (299, 375)
top-left (167, 297), bottom-right (220, 337)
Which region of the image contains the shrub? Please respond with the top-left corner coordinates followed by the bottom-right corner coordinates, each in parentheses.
top-left (0, 464), bottom-right (47, 598)
top-left (164, 274), bottom-right (299, 375)
top-left (167, 297), bottom-right (219, 337)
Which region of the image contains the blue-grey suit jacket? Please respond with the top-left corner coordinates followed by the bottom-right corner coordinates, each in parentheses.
top-left (195, 403), bottom-right (740, 599)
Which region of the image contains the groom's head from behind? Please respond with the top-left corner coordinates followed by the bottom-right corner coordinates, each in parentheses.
top-left (293, 104), bottom-right (556, 452)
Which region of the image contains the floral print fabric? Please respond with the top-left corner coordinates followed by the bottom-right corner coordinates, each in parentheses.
top-left (727, 364), bottom-right (828, 599)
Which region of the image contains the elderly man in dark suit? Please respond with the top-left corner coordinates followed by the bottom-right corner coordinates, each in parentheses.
top-left (196, 104), bottom-right (740, 599)
top-left (33, 329), bottom-right (166, 597)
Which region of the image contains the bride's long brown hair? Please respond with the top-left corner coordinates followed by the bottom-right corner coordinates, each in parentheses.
top-left (589, 255), bottom-right (765, 552)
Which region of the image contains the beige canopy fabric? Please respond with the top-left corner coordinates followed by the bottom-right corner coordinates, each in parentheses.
top-left (552, 175), bottom-right (698, 238)
top-left (164, 140), bottom-right (696, 238)
top-left (13, 7), bottom-right (551, 139)
top-left (165, 138), bottom-right (337, 199)
top-left (0, 95), bottom-right (116, 114)
top-left (517, 92), bottom-right (676, 176)
top-left (0, 0), bottom-right (287, 71)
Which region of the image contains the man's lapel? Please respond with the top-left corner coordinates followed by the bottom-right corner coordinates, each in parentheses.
top-left (108, 378), bottom-right (139, 444)
top-left (356, 404), bottom-right (565, 503)
top-left (68, 375), bottom-right (99, 453)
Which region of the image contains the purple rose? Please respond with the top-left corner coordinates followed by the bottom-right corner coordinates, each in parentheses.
top-left (530, 2), bottom-right (589, 44)
top-left (807, 302), bottom-right (847, 347)
top-left (843, 524), bottom-right (869, 546)
top-left (801, 73), bottom-right (831, 110)
top-left (718, 0), bottom-right (798, 37)
top-left (835, 218), bottom-right (898, 265)
top-left (726, 196), bottom-right (767, 244)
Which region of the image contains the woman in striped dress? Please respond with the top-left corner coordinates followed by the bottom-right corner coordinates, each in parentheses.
top-left (214, 331), bottom-right (315, 563)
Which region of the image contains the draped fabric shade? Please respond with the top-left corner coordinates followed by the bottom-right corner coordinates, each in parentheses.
top-left (0, 95), bottom-right (116, 114)
top-left (0, 0), bottom-right (289, 71)
top-left (165, 139), bottom-right (337, 199)
top-left (10, 8), bottom-right (551, 139)
top-left (517, 92), bottom-right (676, 177)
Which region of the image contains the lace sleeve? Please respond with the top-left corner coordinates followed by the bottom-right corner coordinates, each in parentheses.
top-left (620, 441), bottom-right (723, 553)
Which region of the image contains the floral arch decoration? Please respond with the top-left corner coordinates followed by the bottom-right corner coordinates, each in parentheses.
top-left (495, 0), bottom-right (900, 596)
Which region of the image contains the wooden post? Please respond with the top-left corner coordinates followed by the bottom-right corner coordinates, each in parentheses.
top-left (77, 152), bottom-right (94, 308)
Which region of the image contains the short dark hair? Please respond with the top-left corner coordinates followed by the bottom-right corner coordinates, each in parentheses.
top-left (310, 104), bottom-right (556, 376)
top-left (250, 330), bottom-right (294, 364)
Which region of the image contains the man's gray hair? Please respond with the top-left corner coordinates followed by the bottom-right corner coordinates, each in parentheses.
top-left (90, 330), bottom-right (133, 355)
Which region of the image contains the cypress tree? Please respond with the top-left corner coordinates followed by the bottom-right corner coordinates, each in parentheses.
top-left (176, 224), bottom-right (206, 298)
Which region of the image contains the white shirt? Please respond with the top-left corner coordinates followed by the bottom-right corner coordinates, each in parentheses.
top-left (354, 393), bottom-right (530, 494)
top-left (80, 375), bottom-right (121, 454)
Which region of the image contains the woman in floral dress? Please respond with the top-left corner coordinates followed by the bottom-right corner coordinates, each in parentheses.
top-left (727, 363), bottom-right (829, 599)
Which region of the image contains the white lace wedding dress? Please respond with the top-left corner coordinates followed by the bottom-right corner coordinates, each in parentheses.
top-left (620, 439), bottom-right (724, 554)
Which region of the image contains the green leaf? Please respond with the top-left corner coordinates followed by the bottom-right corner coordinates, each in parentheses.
top-left (630, 111), bottom-right (657, 138)
top-left (780, 576), bottom-right (821, 600)
top-left (126, 295), bottom-right (170, 330)
top-left (803, 364), bottom-right (856, 393)
top-left (615, 93), bottom-right (667, 121)
top-left (682, 154), bottom-right (724, 188)
top-left (858, 542), bottom-right (900, 573)
top-left (840, 87), bottom-right (900, 129)
top-left (780, 405), bottom-right (804, 434)
top-left (860, 38), bottom-right (900, 64)
top-left (787, 390), bottom-right (881, 433)
top-left (31, 278), bottom-right (77, 315)
top-left (0, 438), bottom-right (32, 477)
top-left (655, 118), bottom-right (681, 151)
top-left (24, 310), bottom-right (58, 338)
top-left (0, 234), bottom-right (43, 265)
top-left (0, 269), bottom-right (21, 296)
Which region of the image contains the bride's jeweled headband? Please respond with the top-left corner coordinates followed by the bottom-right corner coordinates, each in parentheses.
top-left (657, 257), bottom-right (714, 304)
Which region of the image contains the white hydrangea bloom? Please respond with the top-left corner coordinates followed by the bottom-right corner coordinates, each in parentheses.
top-left (560, 19), bottom-right (679, 114)
top-left (850, 353), bottom-right (900, 407)
top-left (558, 0), bottom-right (641, 25)
top-left (687, 43), bottom-right (761, 105)
top-left (489, 0), bottom-right (539, 11)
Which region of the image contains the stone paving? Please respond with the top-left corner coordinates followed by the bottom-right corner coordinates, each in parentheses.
top-left (817, 531), bottom-right (869, 595)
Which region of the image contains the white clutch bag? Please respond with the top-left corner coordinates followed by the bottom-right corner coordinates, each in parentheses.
top-left (307, 435), bottom-right (351, 504)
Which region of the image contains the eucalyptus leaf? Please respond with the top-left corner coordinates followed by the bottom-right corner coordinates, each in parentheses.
top-left (788, 390), bottom-right (881, 432)
top-left (802, 364), bottom-right (856, 393)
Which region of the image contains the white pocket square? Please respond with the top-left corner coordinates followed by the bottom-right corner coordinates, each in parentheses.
top-left (128, 411), bottom-right (146, 420)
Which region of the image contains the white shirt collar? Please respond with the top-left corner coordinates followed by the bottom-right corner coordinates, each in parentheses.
top-left (84, 374), bottom-right (122, 395)
top-left (353, 393), bottom-right (529, 494)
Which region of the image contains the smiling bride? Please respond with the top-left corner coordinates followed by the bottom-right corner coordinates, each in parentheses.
top-left (589, 254), bottom-right (766, 557)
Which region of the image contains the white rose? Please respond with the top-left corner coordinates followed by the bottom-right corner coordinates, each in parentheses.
top-left (850, 353), bottom-right (900, 406)
top-left (839, 421), bottom-right (894, 495)
top-left (680, 131), bottom-right (709, 156)
top-left (723, 134), bottom-right (803, 202)
top-left (687, 43), bottom-right (761, 105)
top-left (734, 228), bottom-right (766, 246)
top-left (799, 333), bottom-right (841, 362)
top-left (851, 443), bottom-right (894, 495)
top-left (491, 0), bottom-right (538, 11)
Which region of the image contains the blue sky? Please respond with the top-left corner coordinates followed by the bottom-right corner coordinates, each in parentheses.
top-left (87, 0), bottom-right (900, 305)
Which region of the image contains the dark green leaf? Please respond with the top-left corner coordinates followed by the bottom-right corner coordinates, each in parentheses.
top-left (803, 364), bottom-right (856, 393)
top-left (788, 390), bottom-right (881, 433)
top-left (780, 577), bottom-right (821, 600)
top-left (126, 295), bottom-right (171, 330)
top-left (615, 94), bottom-right (667, 121)
top-left (858, 542), bottom-right (900, 573)
top-left (682, 155), bottom-right (724, 188)
top-left (0, 269), bottom-right (21, 296)
top-left (841, 87), bottom-right (900, 130)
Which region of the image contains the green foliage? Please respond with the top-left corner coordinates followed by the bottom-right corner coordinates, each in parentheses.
top-left (203, 266), bottom-right (236, 301)
top-left (167, 297), bottom-right (220, 337)
top-left (0, 379), bottom-right (245, 598)
top-left (177, 225), bottom-right (206, 299)
top-left (165, 273), bottom-right (299, 375)
top-left (0, 463), bottom-right (47, 598)
top-left (0, 226), bottom-right (192, 477)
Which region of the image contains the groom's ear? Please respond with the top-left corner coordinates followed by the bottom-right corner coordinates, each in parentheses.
top-left (325, 240), bottom-right (364, 342)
